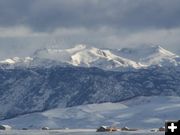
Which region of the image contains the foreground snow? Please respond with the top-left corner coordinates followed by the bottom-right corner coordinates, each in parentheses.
top-left (0, 96), bottom-right (179, 129)
top-left (0, 130), bottom-right (164, 135)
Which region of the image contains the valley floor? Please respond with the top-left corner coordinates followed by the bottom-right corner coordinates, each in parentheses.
top-left (1, 96), bottom-right (179, 129)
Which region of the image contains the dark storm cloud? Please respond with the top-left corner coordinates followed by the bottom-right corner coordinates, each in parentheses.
top-left (0, 0), bottom-right (180, 32)
top-left (0, 0), bottom-right (34, 26)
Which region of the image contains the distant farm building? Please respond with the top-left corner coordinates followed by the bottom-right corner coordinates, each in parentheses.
top-left (150, 129), bottom-right (158, 132)
top-left (121, 126), bottom-right (138, 131)
top-left (22, 128), bottom-right (28, 130)
top-left (96, 126), bottom-right (117, 132)
top-left (159, 127), bottom-right (165, 131)
top-left (96, 126), bottom-right (108, 132)
top-left (42, 127), bottom-right (50, 130)
top-left (121, 126), bottom-right (130, 131)
top-left (0, 125), bottom-right (12, 130)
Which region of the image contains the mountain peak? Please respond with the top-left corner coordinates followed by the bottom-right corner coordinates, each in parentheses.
top-left (154, 45), bottom-right (177, 56)
top-left (0, 44), bottom-right (179, 70)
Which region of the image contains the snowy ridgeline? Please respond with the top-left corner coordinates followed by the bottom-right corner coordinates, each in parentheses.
top-left (0, 130), bottom-right (164, 135)
top-left (0, 96), bottom-right (179, 129)
top-left (0, 44), bottom-right (179, 70)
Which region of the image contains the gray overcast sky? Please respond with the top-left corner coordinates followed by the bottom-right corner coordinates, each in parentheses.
top-left (0, 0), bottom-right (180, 59)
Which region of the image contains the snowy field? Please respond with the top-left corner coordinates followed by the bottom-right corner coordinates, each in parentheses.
top-left (1, 96), bottom-right (180, 129)
top-left (0, 130), bottom-right (164, 135)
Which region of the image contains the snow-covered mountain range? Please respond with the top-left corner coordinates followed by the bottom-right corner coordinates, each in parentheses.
top-left (0, 45), bottom-right (179, 70)
top-left (0, 45), bottom-right (180, 129)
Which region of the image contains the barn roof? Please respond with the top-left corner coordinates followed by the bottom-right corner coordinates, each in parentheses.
top-left (0, 125), bottom-right (12, 128)
top-left (122, 126), bottom-right (129, 129)
top-left (100, 126), bottom-right (108, 129)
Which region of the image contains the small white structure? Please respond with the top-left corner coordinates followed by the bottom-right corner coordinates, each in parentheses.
top-left (0, 125), bottom-right (12, 130)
